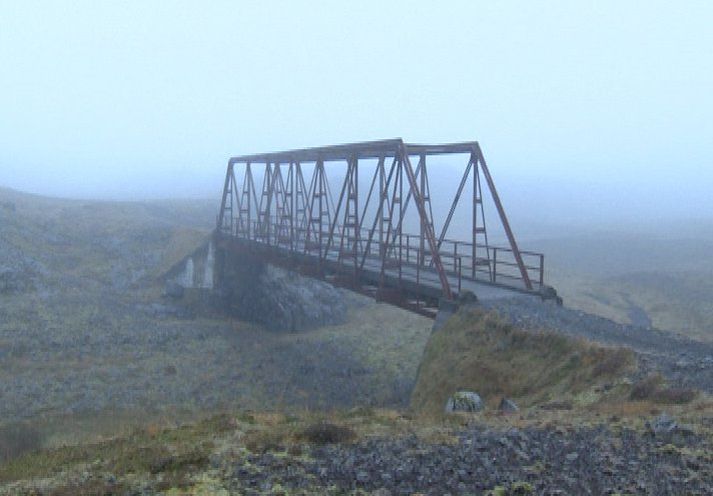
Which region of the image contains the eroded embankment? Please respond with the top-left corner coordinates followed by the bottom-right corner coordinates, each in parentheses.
top-left (411, 307), bottom-right (640, 414)
top-left (480, 296), bottom-right (713, 393)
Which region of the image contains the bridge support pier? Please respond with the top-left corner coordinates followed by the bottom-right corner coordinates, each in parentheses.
top-left (431, 291), bottom-right (479, 332)
top-left (214, 240), bottom-right (348, 331)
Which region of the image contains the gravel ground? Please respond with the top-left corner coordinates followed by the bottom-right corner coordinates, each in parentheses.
top-left (481, 296), bottom-right (713, 393)
top-left (227, 423), bottom-right (711, 495)
top-left (3, 410), bottom-right (710, 495)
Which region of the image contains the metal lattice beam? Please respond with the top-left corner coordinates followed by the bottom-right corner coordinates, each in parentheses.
top-left (217, 139), bottom-right (544, 314)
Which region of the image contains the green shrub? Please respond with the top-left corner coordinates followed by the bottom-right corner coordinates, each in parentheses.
top-left (630, 375), bottom-right (698, 404)
top-left (298, 422), bottom-right (355, 445)
top-left (0, 423), bottom-right (43, 463)
top-left (630, 375), bottom-right (663, 400)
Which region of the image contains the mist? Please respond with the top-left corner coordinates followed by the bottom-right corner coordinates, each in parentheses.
top-left (3, 3), bottom-right (713, 491)
top-left (1, 0), bottom-right (711, 232)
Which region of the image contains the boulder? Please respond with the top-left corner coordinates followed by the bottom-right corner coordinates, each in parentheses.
top-left (650, 413), bottom-right (677, 435)
top-left (0, 266), bottom-right (33, 294)
top-left (163, 280), bottom-right (185, 299)
top-left (498, 397), bottom-right (519, 414)
top-left (219, 259), bottom-right (347, 332)
top-left (647, 412), bottom-right (696, 445)
top-left (457, 290), bottom-right (478, 305)
top-left (445, 391), bottom-right (484, 413)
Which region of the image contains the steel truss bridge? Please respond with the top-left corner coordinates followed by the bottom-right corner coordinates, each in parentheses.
top-left (216, 139), bottom-right (548, 317)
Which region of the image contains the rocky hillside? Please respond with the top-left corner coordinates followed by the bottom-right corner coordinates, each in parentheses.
top-left (0, 186), bottom-right (215, 294)
top-left (0, 186), bottom-right (432, 429)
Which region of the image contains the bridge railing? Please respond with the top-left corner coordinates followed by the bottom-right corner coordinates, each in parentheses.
top-left (220, 216), bottom-right (544, 294)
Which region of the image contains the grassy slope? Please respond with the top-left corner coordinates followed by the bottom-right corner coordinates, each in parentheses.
top-left (0, 188), bottom-right (711, 493)
top-left (411, 308), bottom-right (635, 415)
top-left (529, 230), bottom-right (713, 342)
top-left (0, 186), bottom-right (433, 430)
top-left (0, 186), bottom-right (215, 286)
top-left (546, 268), bottom-right (713, 342)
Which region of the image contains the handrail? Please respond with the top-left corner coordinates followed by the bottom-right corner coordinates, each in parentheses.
top-left (220, 215), bottom-right (545, 293)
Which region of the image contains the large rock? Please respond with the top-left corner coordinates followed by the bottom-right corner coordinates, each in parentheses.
top-left (647, 413), bottom-right (696, 445)
top-left (498, 397), bottom-right (519, 414)
top-left (650, 413), bottom-right (677, 434)
top-left (218, 257), bottom-right (347, 332)
top-left (163, 280), bottom-right (185, 299)
top-left (0, 266), bottom-right (34, 294)
top-left (445, 391), bottom-right (484, 413)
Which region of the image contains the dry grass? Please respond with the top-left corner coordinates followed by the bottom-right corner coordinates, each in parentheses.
top-left (3, 401), bottom-right (712, 494)
top-left (630, 374), bottom-right (663, 400)
top-left (410, 308), bottom-right (636, 415)
top-left (630, 374), bottom-right (698, 404)
top-left (297, 422), bottom-right (355, 445)
top-left (48, 479), bottom-right (130, 496)
top-left (0, 422), bottom-right (43, 463)
top-left (653, 387), bottom-right (698, 404)
top-left (591, 347), bottom-right (635, 377)
top-left (240, 411), bottom-right (363, 453)
top-left (243, 427), bottom-right (290, 453)
top-left (593, 400), bottom-right (658, 417)
top-left (0, 414), bottom-right (226, 484)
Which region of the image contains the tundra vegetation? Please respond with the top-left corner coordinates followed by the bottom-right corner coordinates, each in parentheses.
top-left (0, 187), bottom-right (711, 494)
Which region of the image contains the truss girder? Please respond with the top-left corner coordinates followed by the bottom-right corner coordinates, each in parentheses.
top-left (217, 139), bottom-right (540, 301)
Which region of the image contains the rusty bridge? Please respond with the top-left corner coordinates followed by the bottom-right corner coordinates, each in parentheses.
top-left (215, 139), bottom-right (550, 317)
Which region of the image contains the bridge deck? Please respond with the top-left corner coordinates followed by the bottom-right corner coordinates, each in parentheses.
top-left (217, 224), bottom-right (544, 317)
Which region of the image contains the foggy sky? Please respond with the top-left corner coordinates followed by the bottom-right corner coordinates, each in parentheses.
top-left (1, 1), bottom-right (711, 227)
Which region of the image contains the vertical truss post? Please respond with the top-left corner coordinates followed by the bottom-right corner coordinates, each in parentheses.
top-left (272, 163), bottom-right (289, 247)
top-left (306, 158), bottom-right (328, 262)
top-left (304, 162), bottom-right (316, 254)
top-left (379, 158), bottom-right (386, 258)
top-left (325, 157), bottom-right (350, 263)
top-left (473, 158), bottom-right (477, 278)
top-left (230, 168), bottom-right (240, 235)
top-left (353, 157), bottom-right (359, 278)
top-left (317, 159), bottom-right (324, 262)
top-left (218, 161), bottom-right (232, 234)
top-left (378, 152), bottom-right (403, 289)
top-left (475, 143), bottom-right (532, 290)
top-left (473, 161), bottom-right (492, 280)
top-left (401, 144), bottom-right (452, 299)
top-left (358, 155), bottom-right (383, 264)
top-left (287, 161), bottom-right (295, 251)
top-left (472, 159), bottom-right (492, 280)
top-left (330, 155), bottom-right (361, 279)
top-left (242, 162), bottom-right (258, 240)
top-left (419, 154), bottom-right (426, 268)
top-left (361, 156), bottom-right (397, 272)
top-left (417, 154), bottom-right (436, 270)
top-left (295, 161), bottom-right (308, 236)
top-left (258, 162), bottom-right (273, 245)
top-left (398, 153), bottom-right (403, 284)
